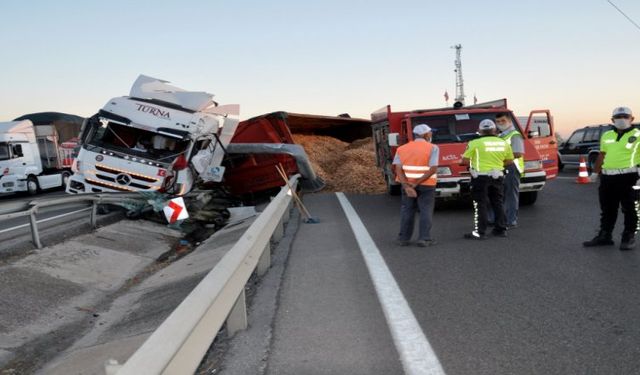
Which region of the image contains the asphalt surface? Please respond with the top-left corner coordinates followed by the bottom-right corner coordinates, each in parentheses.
top-left (264, 172), bottom-right (640, 375)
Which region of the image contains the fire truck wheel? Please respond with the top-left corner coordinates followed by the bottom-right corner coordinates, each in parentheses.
top-left (520, 191), bottom-right (538, 206)
top-left (27, 176), bottom-right (40, 195)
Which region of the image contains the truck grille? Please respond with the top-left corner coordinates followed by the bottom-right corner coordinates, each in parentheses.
top-left (85, 163), bottom-right (161, 192)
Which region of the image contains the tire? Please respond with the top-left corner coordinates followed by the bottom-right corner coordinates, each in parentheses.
top-left (61, 171), bottom-right (71, 189)
top-left (520, 191), bottom-right (538, 206)
top-left (26, 176), bottom-right (39, 195)
top-left (386, 174), bottom-right (401, 196)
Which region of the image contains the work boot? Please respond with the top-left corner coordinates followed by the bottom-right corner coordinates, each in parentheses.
top-left (491, 229), bottom-right (507, 238)
top-left (464, 232), bottom-right (487, 240)
top-left (396, 240), bottom-right (410, 247)
top-left (582, 231), bottom-right (614, 247)
top-left (620, 234), bottom-right (636, 251)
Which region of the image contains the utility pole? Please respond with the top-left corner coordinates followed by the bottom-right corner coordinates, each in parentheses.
top-left (451, 44), bottom-right (465, 107)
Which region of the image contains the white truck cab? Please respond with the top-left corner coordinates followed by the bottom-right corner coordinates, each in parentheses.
top-left (67, 75), bottom-right (239, 195)
top-left (0, 120), bottom-right (74, 194)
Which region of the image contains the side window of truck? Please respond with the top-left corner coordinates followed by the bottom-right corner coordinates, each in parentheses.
top-left (11, 144), bottom-right (23, 158)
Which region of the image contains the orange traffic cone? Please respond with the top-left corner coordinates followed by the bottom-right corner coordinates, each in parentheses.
top-left (576, 156), bottom-right (590, 184)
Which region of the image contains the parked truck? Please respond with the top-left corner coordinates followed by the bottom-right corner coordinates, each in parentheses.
top-left (0, 118), bottom-right (79, 194)
top-left (66, 75), bottom-right (240, 195)
top-left (372, 99), bottom-right (558, 205)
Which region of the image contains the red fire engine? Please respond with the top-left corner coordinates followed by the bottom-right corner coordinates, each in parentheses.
top-left (371, 99), bottom-right (558, 205)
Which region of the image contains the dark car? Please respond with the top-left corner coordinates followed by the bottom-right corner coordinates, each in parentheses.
top-left (557, 123), bottom-right (640, 172)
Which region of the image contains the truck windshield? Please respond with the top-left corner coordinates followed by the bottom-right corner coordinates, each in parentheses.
top-left (85, 118), bottom-right (189, 163)
top-left (0, 143), bottom-right (9, 161)
top-left (411, 113), bottom-right (517, 144)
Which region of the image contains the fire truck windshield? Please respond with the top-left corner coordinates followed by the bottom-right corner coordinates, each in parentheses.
top-left (411, 113), bottom-right (510, 144)
top-left (85, 118), bottom-right (189, 163)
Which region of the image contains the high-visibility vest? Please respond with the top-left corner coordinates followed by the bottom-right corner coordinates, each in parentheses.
top-left (502, 129), bottom-right (525, 174)
top-left (601, 128), bottom-right (640, 170)
top-left (395, 141), bottom-right (437, 186)
top-left (464, 136), bottom-right (514, 173)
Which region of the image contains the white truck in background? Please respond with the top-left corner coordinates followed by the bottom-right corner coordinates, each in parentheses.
top-left (0, 120), bottom-right (77, 194)
top-left (67, 75), bottom-right (239, 195)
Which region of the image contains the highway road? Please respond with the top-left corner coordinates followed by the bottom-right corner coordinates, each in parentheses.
top-left (258, 173), bottom-right (640, 375)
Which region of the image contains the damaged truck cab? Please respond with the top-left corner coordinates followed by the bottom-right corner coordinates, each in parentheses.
top-left (67, 75), bottom-right (239, 195)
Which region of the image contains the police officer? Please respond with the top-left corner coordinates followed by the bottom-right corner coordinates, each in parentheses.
top-left (491, 112), bottom-right (525, 228)
top-left (584, 107), bottom-right (640, 250)
top-left (393, 124), bottom-right (439, 247)
top-left (460, 119), bottom-right (515, 239)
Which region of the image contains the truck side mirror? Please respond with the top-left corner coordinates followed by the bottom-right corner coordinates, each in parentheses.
top-left (388, 133), bottom-right (399, 146)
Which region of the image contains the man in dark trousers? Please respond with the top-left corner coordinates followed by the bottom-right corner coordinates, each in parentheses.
top-left (584, 106), bottom-right (640, 250)
top-left (460, 119), bottom-right (514, 240)
top-left (393, 124), bottom-right (439, 247)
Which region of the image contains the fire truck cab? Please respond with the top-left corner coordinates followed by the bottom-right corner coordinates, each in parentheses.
top-left (371, 99), bottom-right (558, 205)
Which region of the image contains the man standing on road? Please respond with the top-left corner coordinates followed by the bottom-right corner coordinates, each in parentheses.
top-left (488, 112), bottom-right (525, 228)
top-left (393, 124), bottom-right (439, 247)
top-left (461, 119), bottom-right (514, 240)
top-left (584, 107), bottom-right (640, 251)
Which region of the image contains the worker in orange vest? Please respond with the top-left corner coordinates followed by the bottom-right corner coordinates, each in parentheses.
top-left (393, 124), bottom-right (439, 247)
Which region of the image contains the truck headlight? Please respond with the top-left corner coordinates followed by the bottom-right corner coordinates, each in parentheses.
top-left (524, 160), bottom-right (543, 170)
top-left (437, 167), bottom-right (452, 176)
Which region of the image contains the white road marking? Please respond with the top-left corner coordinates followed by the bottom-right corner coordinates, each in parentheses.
top-left (0, 207), bottom-right (92, 234)
top-left (336, 192), bottom-right (446, 375)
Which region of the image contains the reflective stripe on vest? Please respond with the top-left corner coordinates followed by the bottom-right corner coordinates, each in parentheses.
top-left (396, 141), bottom-right (437, 186)
top-left (502, 129), bottom-right (524, 174)
top-left (601, 129), bottom-right (640, 170)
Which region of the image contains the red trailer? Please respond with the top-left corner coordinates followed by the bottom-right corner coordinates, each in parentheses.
top-left (223, 111), bottom-right (371, 196)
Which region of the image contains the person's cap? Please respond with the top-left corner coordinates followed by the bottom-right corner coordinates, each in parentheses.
top-left (612, 106), bottom-right (633, 117)
top-left (479, 119), bottom-right (496, 131)
top-left (413, 124), bottom-right (432, 135)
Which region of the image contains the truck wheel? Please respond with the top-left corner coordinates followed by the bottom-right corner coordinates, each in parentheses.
top-left (520, 191), bottom-right (538, 206)
top-left (386, 175), bottom-right (401, 196)
top-left (27, 176), bottom-right (40, 195)
top-left (61, 171), bottom-right (71, 188)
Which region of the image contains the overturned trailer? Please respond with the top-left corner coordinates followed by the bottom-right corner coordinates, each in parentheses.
top-left (223, 111), bottom-right (371, 196)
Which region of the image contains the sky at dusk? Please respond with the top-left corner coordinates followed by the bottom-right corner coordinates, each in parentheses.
top-left (1, 0), bottom-right (639, 136)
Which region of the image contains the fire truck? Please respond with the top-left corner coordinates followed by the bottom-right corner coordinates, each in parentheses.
top-left (371, 99), bottom-right (558, 205)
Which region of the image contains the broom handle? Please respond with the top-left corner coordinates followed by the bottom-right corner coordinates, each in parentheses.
top-left (276, 164), bottom-right (313, 219)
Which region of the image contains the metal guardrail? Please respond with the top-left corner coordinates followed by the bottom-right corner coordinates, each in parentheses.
top-left (109, 175), bottom-right (299, 375)
top-left (0, 192), bottom-right (159, 249)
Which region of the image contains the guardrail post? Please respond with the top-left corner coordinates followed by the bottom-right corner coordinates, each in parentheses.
top-left (282, 200), bottom-right (292, 224)
top-left (226, 289), bottom-right (247, 337)
top-left (90, 200), bottom-right (98, 228)
top-left (257, 243), bottom-right (271, 276)
top-left (272, 217), bottom-right (284, 242)
top-left (29, 209), bottom-right (42, 249)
